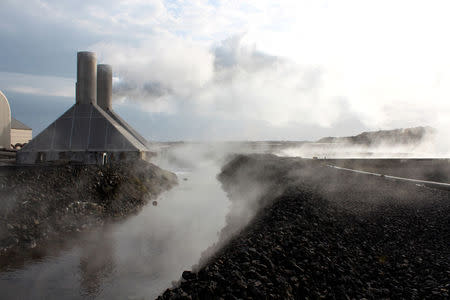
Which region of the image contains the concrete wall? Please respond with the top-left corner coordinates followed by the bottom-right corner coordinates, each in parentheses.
top-left (0, 91), bottom-right (11, 149)
top-left (16, 150), bottom-right (152, 165)
top-left (11, 129), bottom-right (32, 145)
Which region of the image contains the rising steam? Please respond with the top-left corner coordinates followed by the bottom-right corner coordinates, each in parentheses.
top-left (90, 33), bottom-right (450, 144)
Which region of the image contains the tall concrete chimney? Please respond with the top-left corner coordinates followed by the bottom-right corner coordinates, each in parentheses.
top-left (96, 64), bottom-right (149, 147)
top-left (97, 64), bottom-right (112, 110)
top-left (76, 51), bottom-right (97, 104)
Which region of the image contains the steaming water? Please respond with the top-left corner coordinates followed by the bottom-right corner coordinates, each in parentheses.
top-left (2, 142), bottom-right (443, 299)
top-left (277, 142), bottom-right (450, 158)
top-left (0, 161), bottom-right (229, 299)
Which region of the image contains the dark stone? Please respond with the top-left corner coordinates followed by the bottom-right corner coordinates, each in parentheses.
top-left (158, 154), bottom-right (450, 299)
top-left (182, 271), bottom-right (197, 281)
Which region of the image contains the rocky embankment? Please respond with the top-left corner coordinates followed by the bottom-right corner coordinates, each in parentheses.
top-left (160, 154), bottom-right (450, 299)
top-left (0, 161), bottom-right (177, 258)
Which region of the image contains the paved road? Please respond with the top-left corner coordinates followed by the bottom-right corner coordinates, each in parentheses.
top-left (327, 164), bottom-right (450, 191)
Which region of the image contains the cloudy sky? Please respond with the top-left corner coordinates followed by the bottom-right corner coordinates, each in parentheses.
top-left (1, 0), bottom-right (449, 141)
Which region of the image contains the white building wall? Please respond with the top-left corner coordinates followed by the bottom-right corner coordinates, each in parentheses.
top-left (0, 91), bottom-right (11, 149)
top-left (11, 129), bottom-right (32, 145)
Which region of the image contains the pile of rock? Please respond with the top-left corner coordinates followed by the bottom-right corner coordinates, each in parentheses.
top-left (159, 154), bottom-right (449, 299)
top-left (0, 161), bottom-right (177, 257)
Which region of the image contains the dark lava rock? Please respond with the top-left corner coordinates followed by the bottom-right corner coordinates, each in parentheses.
top-left (159, 154), bottom-right (450, 299)
top-left (182, 271), bottom-right (197, 281)
top-left (0, 160), bottom-right (177, 261)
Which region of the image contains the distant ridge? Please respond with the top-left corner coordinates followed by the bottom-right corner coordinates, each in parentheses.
top-left (316, 126), bottom-right (436, 145)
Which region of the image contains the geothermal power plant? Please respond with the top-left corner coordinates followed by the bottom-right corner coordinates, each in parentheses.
top-left (16, 51), bottom-right (151, 164)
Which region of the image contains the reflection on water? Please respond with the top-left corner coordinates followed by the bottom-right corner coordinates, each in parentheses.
top-left (79, 230), bottom-right (116, 298)
top-left (0, 163), bottom-right (229, 299)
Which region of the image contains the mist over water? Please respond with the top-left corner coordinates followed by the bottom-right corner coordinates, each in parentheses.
top-left (0, 140), bottom-right (447, 299)
top-left (0, 145), bottom-right (231, 299)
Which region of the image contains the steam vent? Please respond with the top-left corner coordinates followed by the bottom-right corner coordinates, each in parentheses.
top-left (17, 51), bottom-right (151, 164)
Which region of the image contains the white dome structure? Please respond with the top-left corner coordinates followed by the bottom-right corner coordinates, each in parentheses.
top-left (0, 91), bottom-right (11, 149)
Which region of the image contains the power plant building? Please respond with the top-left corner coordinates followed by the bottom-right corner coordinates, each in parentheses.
top-left (0, 91), bottom-right (32, 150)
top-left (17, 51), bottom-right (151, 164)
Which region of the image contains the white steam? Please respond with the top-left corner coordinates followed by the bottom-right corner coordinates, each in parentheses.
top-left (92, 35), bottom-right (355, 128)
top-left (91, 32), bottom-right (450, 150)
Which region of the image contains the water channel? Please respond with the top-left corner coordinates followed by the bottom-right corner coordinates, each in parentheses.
top-left (0, 154), bottom-right (229, 299)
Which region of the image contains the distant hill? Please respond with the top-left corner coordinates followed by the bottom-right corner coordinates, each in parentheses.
top-left (316, 126), bottom-right (436, 145)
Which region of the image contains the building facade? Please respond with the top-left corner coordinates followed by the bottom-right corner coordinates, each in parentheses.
top-left (11, 118), bottom-right (32, 146)
top-left (17, 51), bottom-right (152, 164)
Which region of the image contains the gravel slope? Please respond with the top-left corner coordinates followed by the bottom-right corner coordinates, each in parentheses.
top-left (159, 154), bottom-right (449, 299)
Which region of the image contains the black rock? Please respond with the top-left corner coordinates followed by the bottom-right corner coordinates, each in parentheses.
top-left (182, 271), bottom-right (197, 281)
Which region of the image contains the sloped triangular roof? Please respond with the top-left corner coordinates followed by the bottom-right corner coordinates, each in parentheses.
top-left (106, 109), bottom-right (150, 148)
top-left (11, 118), bottom-right (32, 130)
top-left (21, 103), bottom-right (147, 152)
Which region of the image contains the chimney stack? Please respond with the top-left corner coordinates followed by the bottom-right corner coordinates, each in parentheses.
top-left (76, 51), bottom-right (97, 104)
top-left (97, 64), bottom-right (112, 111)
